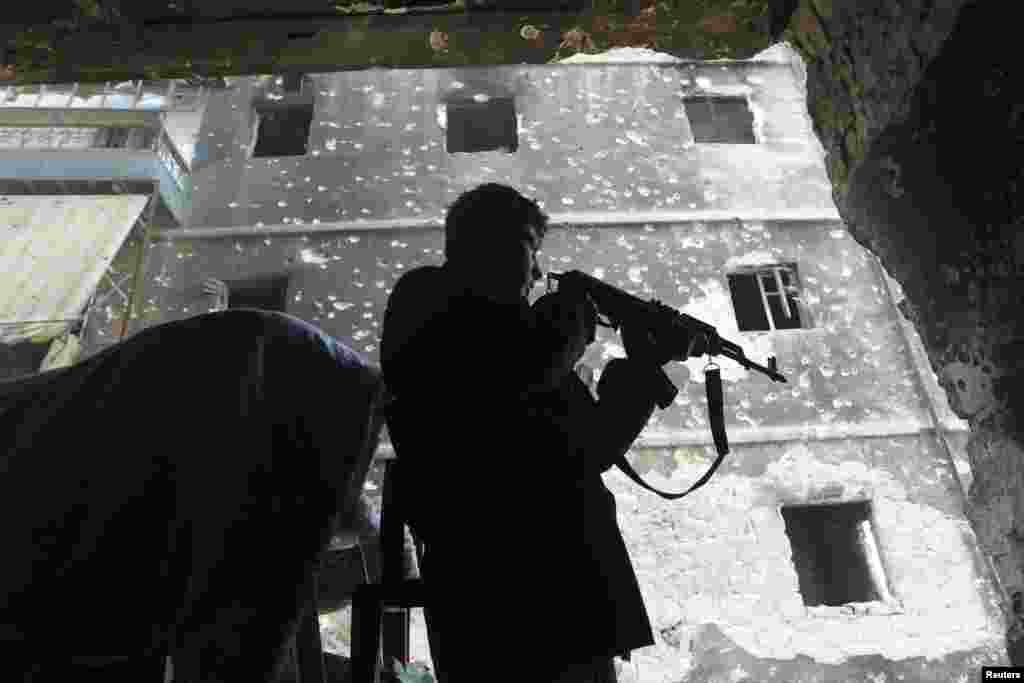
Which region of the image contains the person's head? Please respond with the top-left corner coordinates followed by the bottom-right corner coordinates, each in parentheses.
top-left (444, 183), bottom-right (549, 304)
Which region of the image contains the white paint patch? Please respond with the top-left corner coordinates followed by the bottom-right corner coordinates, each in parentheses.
top-left (749, 42), bottom-right (799, 63)
top-left (624, 130), bottom-right (648, 147)
top-left (724, 250), bottom-right (777, 270)
top-left (747, 97), bottom-right (767, 144)
top-left (299, 248), bottom-right (329, 265)
top-left (764, 442), bottom-right (907, 501)
top-left (601, 341), bottom-right (627, 361)
top-left (435, 104), bottom-right (447, 130)
top-left (558, 47), bottom-right (682, 64)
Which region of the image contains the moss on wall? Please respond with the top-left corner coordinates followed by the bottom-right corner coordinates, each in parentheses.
top-left (2, 0), bottom-right (779, 85)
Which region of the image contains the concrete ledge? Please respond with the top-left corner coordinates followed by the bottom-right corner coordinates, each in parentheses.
top-left (373, 419), bottom-right (968, 459)
top-left (156, 208), bottom-right (843, 239)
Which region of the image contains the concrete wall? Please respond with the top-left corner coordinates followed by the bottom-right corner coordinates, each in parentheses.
top-left (127, 220), bottom-right (935, 437)
top-left (185, 59), bottom-right (833, 230)
top-left (609, 431), bottom-right (1005, 681)
top-left (88, 57), bottom-right (1006, 679)
top-left (112, 217), bottom-right (1005, 678)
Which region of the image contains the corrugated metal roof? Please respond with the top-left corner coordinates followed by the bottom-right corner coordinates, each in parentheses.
top-left (0, 194), bottom-right (149, 344)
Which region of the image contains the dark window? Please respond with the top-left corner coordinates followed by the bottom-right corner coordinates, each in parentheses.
top-left (227, 276), bottom-right (290, 312)
top-left (95, 127), bottom-right (133, 149)
top-left (252, 103), bottom-right (314, 157)
top-left (446, 97), bottom-right (518, 153)
top-left (281, 72), bottom-right (305, 93)
top-left (727, 263), bottom-right (806, 331)
top-left (685, 96), bottom-right (756, 144)
top-left (781, 501), bottom-right (890, 607)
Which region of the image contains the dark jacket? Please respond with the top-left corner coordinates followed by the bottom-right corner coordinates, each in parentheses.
top-left (0, 309), bottom-right (383, 682)
top-left (381, 265), bottom-right (662, 678)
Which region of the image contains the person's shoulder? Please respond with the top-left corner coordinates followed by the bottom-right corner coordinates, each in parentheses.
top-left (393, 265), bottom-right (445, 293)
top-left (384, 265), bottom-right (450, 332)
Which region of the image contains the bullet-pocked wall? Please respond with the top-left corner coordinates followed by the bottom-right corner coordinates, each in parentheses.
top-left (133, 218), bottom-right (1006, 679)
top-left (184, 58), bottom-right (833, 230)
top-left (132, 220), bottom-right (945, 437)
top-left (114, 52), bottom-right (1006, 680)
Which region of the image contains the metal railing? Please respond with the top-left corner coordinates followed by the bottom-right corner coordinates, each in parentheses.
top-left (156, 127), bottom-right (189, 190)
top-left (0, 80), bottom-right (207, 112)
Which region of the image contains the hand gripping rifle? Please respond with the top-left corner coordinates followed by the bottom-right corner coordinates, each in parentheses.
top-left (546, 269), bottom-right (788, 500)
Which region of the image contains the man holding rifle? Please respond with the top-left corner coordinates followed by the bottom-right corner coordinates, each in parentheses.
top-left (381, 183), bottom-right (690, 683)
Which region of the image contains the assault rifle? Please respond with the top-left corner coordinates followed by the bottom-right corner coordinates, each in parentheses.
top-left (546, 269), bottom-right (788, 500)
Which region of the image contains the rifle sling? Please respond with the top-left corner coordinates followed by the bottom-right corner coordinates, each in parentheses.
top-left (613, 365), bottom-right (729, 500)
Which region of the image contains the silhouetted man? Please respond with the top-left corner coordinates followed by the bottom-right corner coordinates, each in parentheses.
top-left (381, 183), bottom-right (685, 682)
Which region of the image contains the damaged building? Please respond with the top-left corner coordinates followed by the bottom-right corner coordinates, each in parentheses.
top-left (0, 42), bottom-right (1010, 681)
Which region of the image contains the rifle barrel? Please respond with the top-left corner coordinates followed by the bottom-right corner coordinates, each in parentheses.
top-left (722, 347), bottom-right (788, 383)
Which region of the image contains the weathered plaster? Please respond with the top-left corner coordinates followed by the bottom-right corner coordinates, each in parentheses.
top-left (776, 1), bottom-right (1024, 662)
top-left (126, 218), bottom-right (936, 445)
top-left (681, 621), bottom-right (1004, 683)
top-left (122, 193), bottom-right (997, 680)
top-left (184, 58), bottom-right (831, 231)
top-left (51, 38), bottom-right (1012, 677)
top-left (604, 436), bottom-right (1006, 679)
top-left (7, 0), bottom-right (1024, 674)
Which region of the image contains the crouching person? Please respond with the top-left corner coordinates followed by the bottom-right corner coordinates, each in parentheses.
top-left (0, 308), bottom-right (386, 682)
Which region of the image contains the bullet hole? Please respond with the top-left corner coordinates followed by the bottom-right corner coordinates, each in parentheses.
top-left (957, 379), bottom-right (967, 391)
top-left (659, 620), bottom-right (685, 649)
top-left (983, 365), bottom-right (992, 374)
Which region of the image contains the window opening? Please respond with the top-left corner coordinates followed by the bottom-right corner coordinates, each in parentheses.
top-left (781, 501), bottom-right (893, 607)
top-left (252, 103), bottom-right (314, 157)
top-left (727, 263), bottom-right (805, 331)
top-left (445, 97), bottom-right (518, 153)
top-left (685, 96), bottom-right (756, 144)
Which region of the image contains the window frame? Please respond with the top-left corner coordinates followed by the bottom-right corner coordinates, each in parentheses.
top-left (780, 500), bottom-right (903, 616)
top-left (444, 96), bottom-right (519, 154)
top-left (684, 95), bottom-right (757, 144)
top-left (727, 262), bottom-right (809, 332)
top-left (249, 91), bottom-right (316, 159)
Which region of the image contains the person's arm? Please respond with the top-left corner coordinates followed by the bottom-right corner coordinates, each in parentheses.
top-left (552, 319), bottom-right (684, 476)
top-left (558, 358), bottom-right (666, 475)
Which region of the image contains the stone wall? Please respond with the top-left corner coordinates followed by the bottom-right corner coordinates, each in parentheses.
top-left (8, 0), bottom-right (1024, 674)
top-left (785, 0), bottom-right (1024, 658)
top-left (184, 58), bottom-right (832, 231)
top-left (118, 214), bottom-right (1004, 679)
